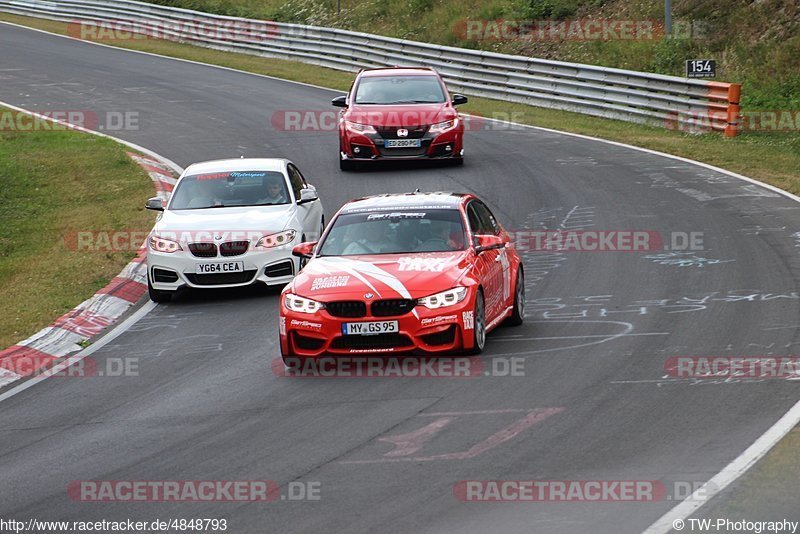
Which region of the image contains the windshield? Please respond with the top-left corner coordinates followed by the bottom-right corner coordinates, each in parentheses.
top-left (319, 208), bottom-right (466, 256)
top-left (353, 75), bottom-right (446, 105)
top-left (168, 170), bottom-right (290, 210)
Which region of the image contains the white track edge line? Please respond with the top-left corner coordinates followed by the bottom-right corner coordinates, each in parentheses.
top-left (0, 301), bottom-right (156, 403)
top-left (642, 398), bottom-right (800, 533)
top-left (3, 20), bottom-right (800, 526)
top-left (475, 118), bottom-right (800, 203)
top-left (0, 96), bottom-right (184, 174)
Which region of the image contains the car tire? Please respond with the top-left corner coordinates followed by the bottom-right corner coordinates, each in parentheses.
top-left (339, 145), bottom-right (356, 171)
top-left (340, 158), bottom-right (357, 171)
top-left (451, 156), bottom-right (464, 166)
top-left (148, 278), bottom-right (172, 303)
top-left (467, 290), bottom-right (486, 355)
top-left (505, 269), bottom-right (525, 326)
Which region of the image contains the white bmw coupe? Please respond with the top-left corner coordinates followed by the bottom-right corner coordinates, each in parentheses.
top-left (145, 158), bottom-right (324, 302)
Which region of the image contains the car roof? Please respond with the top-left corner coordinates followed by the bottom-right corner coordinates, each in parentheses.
top-left (359, 67), bottom-right (439, 78)
top-left (339, 192), bottom-right (467, 213)
top-left (182, 158), bottom-right (289, 175)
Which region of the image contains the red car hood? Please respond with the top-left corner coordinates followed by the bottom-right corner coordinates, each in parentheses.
top-left (289, 251), bottom-right (472, 300)
top-left (344, 103), bottom-right (456, 128)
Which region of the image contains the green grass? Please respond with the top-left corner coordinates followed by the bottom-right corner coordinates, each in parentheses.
top-left (697, 426), bottom-right (800, 520)
top-left (0, 108), bottom-right (156, 349)
top-left (2, 12), bottom-right (798, 197)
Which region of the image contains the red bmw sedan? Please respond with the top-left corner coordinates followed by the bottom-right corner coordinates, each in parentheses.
top-left (279, 192), bottom-right (524, 367)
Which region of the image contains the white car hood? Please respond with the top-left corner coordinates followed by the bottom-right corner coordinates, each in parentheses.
top-left (154, 205), bottom-right (295, 238)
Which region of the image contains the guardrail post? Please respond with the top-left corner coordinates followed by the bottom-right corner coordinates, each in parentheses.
top-left (725, 83), bottom-right (741, 138)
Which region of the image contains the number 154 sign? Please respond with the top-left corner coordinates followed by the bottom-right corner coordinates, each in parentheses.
top-left (686, 59), bottom-right (716, 78)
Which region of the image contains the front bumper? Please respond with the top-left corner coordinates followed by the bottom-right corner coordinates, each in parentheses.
top-left (341, 126), bottom-right (463, 161)
top-left (279, 294), bottom-right (477, 357)
top-left (148, 247), bottom-right (298, 291)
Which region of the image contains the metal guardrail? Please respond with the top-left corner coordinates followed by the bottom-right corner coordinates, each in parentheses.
top-left (0, 0), bottom-right (742, 135)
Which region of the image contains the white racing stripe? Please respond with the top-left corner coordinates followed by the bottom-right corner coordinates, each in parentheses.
top-left (321, 258), bottom-right (425, 318)
top-left (314, 258), bottom-right (383, 298)
top-left (323, 257), bottom-right (413, 300)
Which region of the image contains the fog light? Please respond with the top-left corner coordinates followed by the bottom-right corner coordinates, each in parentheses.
top-left (354, 147), bottom-right (361, 154)
top-left (445, 145), bottom-right (452, 151)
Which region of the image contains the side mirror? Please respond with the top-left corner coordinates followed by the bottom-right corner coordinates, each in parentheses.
top-left (292, 241), bottom-right (317, 259)
top-left (452, 94), bottom-right (468, 106)
top-left (145, 197), bottom-right (164, 211)
top-left (297, 188), bottom-right (318, 205)
top-left (474, 234), bottom-right (504, 253)
top-left (331, 95), bottom-right (348, 108)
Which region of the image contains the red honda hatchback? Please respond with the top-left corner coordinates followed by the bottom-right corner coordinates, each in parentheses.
top-left (332, 67), bottom-right (468, 170)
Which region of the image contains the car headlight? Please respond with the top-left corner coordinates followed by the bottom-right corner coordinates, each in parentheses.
top-left (256, 230), bottom-right (296, 249)
top-left (284, 293), bottom-right (326, 314)
top-left (148, 235), bottom-right (182, 253)
top-left (345, 120), bottom-right (377, 134)
top-left (429, 118), bottom-right (458, 134)
top-left (417, 286), bottom-right (468, 309)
